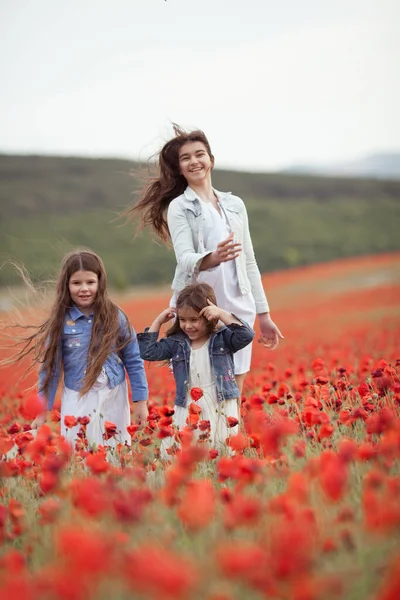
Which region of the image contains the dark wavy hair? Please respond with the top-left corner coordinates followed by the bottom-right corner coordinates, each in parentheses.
top-left (128, 124), bottom-right (214, 242)
top-left (166, 283), bottom-right (219, 337)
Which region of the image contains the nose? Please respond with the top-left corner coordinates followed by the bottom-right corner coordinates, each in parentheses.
top-left (81, 282), bottom-right (89, 291)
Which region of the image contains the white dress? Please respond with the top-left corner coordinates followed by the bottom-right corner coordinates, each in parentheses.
top-left (161, 339), bottom-right (239, 459)
top-left (60, 369), bottom-right (131, 449)
top-left (198, 201), bottom-right (256, 373)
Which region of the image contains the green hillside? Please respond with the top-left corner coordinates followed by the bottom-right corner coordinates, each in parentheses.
top-left (1, 154), bottom-right (399, 289)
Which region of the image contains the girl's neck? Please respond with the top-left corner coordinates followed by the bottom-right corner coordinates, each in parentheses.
top-left (189, 334), bottom-right (210, 350)
top-left (189, 180), bottom-right (216, 204)
top-left (75, 304), bottom-right (93, 317)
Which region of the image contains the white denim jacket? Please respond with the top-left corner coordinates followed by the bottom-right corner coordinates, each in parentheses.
top-left (167, 186), bottom-right (270, 314)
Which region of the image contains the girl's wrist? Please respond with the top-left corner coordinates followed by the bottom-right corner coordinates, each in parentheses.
top-left (149, 320), bottom-right (162, 332)
top-left (258, 312), bottom-right (271, 320)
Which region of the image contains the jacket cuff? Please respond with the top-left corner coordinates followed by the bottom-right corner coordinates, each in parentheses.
top-left (137, 330), bottom-right (159, 339)
top-left (229, 314), bottom-right (253, 330)
top-left (255, 300), bottom-right (270, 314)
top-left (193, 251), bottom-right (213, 276)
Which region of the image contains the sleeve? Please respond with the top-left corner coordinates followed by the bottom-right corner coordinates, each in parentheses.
top-left (137, 330), bottom-right (175, 362)
top-left (220, 317), bottom-right (255, 353)
top-left (38, 342), bottom-right (62, 410)
top-left (241, 202), bottom-right (270, 314)
top-left (118, 315), bottom-right (149, 402)
top-left (167, 200), bottom-right (212, 278)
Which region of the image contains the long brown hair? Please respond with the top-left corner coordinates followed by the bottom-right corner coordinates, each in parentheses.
top-left (5, 249), bottom-right (131, 399)
top-left (166, 283), bottom-right (219, 337)
top-left (128, 124), bottom-right (214, 242)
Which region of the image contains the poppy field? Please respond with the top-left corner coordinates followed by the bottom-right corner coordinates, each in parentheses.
top-left (1, 252), bottom-right (400, 600)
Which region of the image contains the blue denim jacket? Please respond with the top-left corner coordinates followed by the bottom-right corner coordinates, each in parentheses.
top-left (39, 305), bottom-right (148, 409)
top-left (137, 319), bottom-right (254, 408)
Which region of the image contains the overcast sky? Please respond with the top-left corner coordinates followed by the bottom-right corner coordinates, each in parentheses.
top-left (1, 0), bottom-right (399, 170)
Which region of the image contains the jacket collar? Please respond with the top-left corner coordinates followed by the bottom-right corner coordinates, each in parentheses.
top-left (68, 305), bottom-right (93, 321)
top-left (183, 186), bottom-right (231, 203)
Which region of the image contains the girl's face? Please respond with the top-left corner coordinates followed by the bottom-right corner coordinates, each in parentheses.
top-left (69, 270), bottom-right (99, 314)
top-left (178, 141), bottom-right (214, 187)
top-left (178, 306), bottom-right (209, 343)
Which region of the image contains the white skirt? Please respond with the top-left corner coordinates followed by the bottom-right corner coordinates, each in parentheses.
top-left (60, 370), bottom-right (130, 449)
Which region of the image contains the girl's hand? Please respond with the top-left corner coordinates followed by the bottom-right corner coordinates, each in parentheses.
top-left (199, 299), bottom-right (222, 321)
top-left (132, 400), bottom-right (149, 427)
top-left (31, 412), bottom-right (46, 430)
top-left (201, 232), bottom-right (242, 270)
top-left (258, 313), bottom-right (284, 350)
top-left (149, 308), bottom-right (176, 332)
top-left (214, 232), bottom-right (242, 264)
top-left (156, 308), bottom-right (176, 325)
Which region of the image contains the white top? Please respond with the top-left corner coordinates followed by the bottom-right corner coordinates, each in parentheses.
top-left (197, 200), bottom-right (256, 324)
top-left (188, 339), bottom-right (216, 397)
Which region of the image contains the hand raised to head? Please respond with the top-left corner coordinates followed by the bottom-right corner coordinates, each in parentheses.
top-left (199, 298), bottom-right (221, 321)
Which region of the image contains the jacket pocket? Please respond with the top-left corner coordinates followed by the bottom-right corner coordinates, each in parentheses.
top-left (63, 323), bottom-right (84, 348)
top-left (64, 323), bottom-right (84, 336)
top-left (212, 344), bottom-right (229, 356)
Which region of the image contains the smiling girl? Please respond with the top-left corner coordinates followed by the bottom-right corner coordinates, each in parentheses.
top-left (138, 282), bottom-right (254, 454)
top-left (8, 249), bottom-right (148, 449)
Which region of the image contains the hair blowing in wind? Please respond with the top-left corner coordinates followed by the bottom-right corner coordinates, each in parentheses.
top-left (128, 124), bottom-right (214, 242)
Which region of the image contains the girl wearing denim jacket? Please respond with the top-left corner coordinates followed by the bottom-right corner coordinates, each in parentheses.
top-left (137, 283), bottom-right (254, 455)
top-left (9, 250), bottom-right (148, 449)
top-left (129, 125), bottom-right (283, 396)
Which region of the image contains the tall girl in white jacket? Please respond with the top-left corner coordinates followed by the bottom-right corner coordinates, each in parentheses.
top-left (130, 125), bottom-right (283, 394)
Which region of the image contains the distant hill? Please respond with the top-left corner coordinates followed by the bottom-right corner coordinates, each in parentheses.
top-left (1, 154), bottom-right (399, 289)
top-left (284, 152), bottom-right (400, 180)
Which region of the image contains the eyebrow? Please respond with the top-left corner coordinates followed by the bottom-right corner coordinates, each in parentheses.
top-left (179, 149), bottom-right (206, 160)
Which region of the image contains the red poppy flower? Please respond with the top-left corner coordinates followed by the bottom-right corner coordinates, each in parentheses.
top-left (126, 424), bottom-right (138, 437)
top-left (104, 421), bottom-right (117, 440)
top-left (227, 416), bottom-right (239, 428)
top-left (190, 387), bottom-right (203, 401)
top-left (64, 415), bottom-right (78, 429)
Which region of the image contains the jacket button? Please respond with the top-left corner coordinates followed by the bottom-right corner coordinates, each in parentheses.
top-left (220, 347), bottom-right (224, 351)
top-left (88, 319), bottom-right (92, 324)
top-left (72, 329), bottom-right (76, 333)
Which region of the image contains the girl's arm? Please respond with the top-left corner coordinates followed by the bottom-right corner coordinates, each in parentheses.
top-left (33, 343), bottom-right (62, 427)
top-left (200, 300), bottom-right (255, 353)
top-left (167, 201), bottom-right (212, 278)
top-left (241, 203), bottom-right (284, 348)
top-left (137, 309), bottom-right (176, 362)
top-left (241, 202), bottom-right (269, 314)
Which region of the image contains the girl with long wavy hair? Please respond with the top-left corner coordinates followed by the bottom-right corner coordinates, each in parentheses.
top-left (8, 249), bottom-right (148, 449)
top-left (129, 125), bottom-right (283, 396)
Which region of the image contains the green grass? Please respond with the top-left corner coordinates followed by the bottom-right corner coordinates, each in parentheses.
top-left (1, 154), bottom-right (400, 288)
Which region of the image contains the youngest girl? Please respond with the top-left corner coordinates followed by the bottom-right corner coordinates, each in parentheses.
top-left (137, 283), bottom-right (254, 453)
top-left (10, 249), bottom-right (148, 449)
